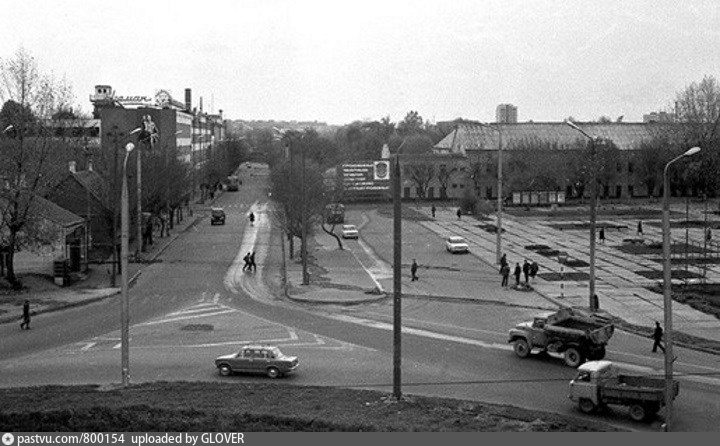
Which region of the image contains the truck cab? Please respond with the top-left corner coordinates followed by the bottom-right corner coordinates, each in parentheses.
top-left (569, 360), bottom-right (615, 409)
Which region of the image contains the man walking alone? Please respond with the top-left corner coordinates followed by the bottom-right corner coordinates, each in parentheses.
top-left (20, 300), bottom-right (30, 330)
top-left (411, 259), bottom-right (419, 281)
top-left (652, 321), bottom-right (665, 353)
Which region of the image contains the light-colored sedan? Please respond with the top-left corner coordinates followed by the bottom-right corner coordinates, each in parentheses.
top-left (445, 236), bottom-right (469, 254)
top-left (215, 345), bottom-right (299, 378)
top-left (341, 224), bottom-right (359, 239)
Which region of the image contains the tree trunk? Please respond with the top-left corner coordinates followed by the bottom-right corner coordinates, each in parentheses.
top-left (288, 233), bottom-right (295, 259)
top-left (321, 224), bottom-right (344, 250)
top-left (5, 231), bottom-right (18, 288)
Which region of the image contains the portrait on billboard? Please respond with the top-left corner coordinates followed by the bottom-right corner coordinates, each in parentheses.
top-left (373, 160), bottom-right (389, 181)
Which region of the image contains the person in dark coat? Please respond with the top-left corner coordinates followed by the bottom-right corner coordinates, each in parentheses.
top-left (652, 321), bottom-right (665, 353)
top-left (431, 205), bottom-right (436, 219)
top-left (599, 227), bottom-right (605, 244)
top-left (500, 264), bottom-right (510, 287)
top-left (637, 220), bottom-right (643, 236)
top-left (410, 259), bottom-right (419, 281)
top-left (242, 252), bottom-right (251, 271)
top-left (456, 208), bottom-right (462, 220)
top-left (500, 253), bottom-right (508, 270)
top-left (530, 261), bottom-right (539, 281)
top-left (513, 263), bottom-right (521, 286)
top-left (522, 260), bottom-right (530, 284)
top-left (249, 212), bottom-right (255, 226)
top-left (20, 300), bottom-right (30, 330)
top-left (249, 251), bottom-right (257, 272)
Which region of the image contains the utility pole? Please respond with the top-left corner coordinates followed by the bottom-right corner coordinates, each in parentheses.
top-left (392, 151), bottom-right (402, 400)
top-left (300, 135), bottom-right (309, 285)
top-left (83, 141), bottom-right (92, 273)
top-left (588, 138), bottom-right (597, 310)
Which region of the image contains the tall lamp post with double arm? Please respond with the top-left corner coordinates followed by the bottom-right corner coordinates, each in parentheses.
top-left (661, 146), bottom-right (701, 431)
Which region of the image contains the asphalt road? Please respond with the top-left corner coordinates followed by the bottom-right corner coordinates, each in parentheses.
top-left (1, 163), bottom-right (719, 432)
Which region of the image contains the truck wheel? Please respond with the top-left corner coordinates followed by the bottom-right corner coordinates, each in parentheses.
top-left (513, 339), bottom-right (531, 358)
top-left (564, 347), bottom-right (584, 367)
top-left (629, 404), bottom-right (648, 422)
top-left (578, 398), bottom-right (596, 414)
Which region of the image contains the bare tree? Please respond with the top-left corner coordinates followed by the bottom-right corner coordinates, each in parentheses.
top-left (402, 162), bottom-right (435, 198)
top-left (436, 158), bottom-right (463, 199)
top-left (0, 48), bottom-right (74, 286)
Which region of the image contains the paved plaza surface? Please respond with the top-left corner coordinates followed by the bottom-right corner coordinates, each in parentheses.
top-left (285, 200), bottom-right (720, 349)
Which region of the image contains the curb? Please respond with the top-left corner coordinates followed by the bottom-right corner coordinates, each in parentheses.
top-left (0, 201), bottom-right (211, 326)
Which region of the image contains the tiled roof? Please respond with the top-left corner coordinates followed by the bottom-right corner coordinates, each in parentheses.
top-left (1, 194), bottom-right (85, 228)
top-left (29, 196), bottom-right (85, 228)
top-left (434, 121), bottom-right (680, 154)
top-left (73, 170), bottom-right (111, 210)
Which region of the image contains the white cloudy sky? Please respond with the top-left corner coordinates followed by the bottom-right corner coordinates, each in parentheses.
top-left (1, 0), bottom-right (718, 124)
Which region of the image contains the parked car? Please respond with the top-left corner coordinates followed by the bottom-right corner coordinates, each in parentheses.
top-left (215, 345), bottom-right (299, 378)
top-left (445, 236), bottom-right (469, 253)
top-left (341, 224), bottom-right (359, 239)
top-left (569, 360), bottom-right (679, 421)
top-left (210, 207), bottom-right (226, 225)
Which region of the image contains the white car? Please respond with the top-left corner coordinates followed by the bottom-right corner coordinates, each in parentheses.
top-left (341, 224), bottom-right (359, 239)
top-left (445, 236), bottom-right (469, 253)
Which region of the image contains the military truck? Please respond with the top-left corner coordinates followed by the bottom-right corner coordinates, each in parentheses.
top-left (508, 308), bottom-right (614, 367)
top-left (569, 360), bottom-right (679, 421)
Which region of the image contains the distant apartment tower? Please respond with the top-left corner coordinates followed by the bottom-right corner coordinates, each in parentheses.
top-left (496, 104), bottom-right (518, 123)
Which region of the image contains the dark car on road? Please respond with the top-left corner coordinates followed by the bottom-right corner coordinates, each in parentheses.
top-left (215, 345), bottom-right (299, 378)
top-left (210, 207), bottom-right (226, 225)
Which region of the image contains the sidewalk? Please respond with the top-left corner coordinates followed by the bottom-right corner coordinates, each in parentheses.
top-left (0, 192), bottom-right (223, 325)
top-left (282, 203), bottom-right (720, 354)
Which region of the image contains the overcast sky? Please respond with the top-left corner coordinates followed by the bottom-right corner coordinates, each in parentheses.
top-left (1, 0), bottom-right (718, 124)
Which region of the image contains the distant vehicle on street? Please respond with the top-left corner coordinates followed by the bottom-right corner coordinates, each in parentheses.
top-left (508, 308), bottom-right (614, 367)
top-left (341, 224), bottom-right (359, 239)
top-left (215, 345), bottom-right (299, 378)
top-left (227, 175), bottom-right (240, 191)
top-left (210, 207), bottom-right (226, 225)
top-left (445, 236), bottom-right (469, 253)
top-left (569, 360), bottom-right (679, 421)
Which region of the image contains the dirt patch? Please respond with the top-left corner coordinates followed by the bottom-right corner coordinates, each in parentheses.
top-left (0, 382), bottom-right (621, 432)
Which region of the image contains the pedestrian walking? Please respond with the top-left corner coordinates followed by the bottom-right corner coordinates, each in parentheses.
top-left (637, 220), bottom-right (643, 236)
top-left (513, 263), bottom-right (521, 287)
top-left (431, 205), bottom-right (436, 219)
top-left (242, 252), bottom-right (251, 271)
top-left (20, 300), bottom-right (30, 330)
top-left (249, 251), bottom-right (257, 272)
top-left (500, 264), bottom-right (510, 287)
top-left (500, 253), bottom-right (508, 270)
top-left (599, 227), bottom-right (605, 244)
top-left (530, 261), bottom-right (539, 281)
top-left (652, 321), bottom-right (666, 353)
top-left (456, 208), bottom-right (462, 220)
top-left (249, 212), bottom-right (255, 226)
top-left (522, 260), bottom-right (530, 284)
top-left (410, 259), bottom-right (419, 281)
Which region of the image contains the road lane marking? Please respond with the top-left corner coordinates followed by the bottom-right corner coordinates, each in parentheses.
top-left (136, 309), bottom-right (238, 326)
top-left (80, 342), bottom-right (96, 351)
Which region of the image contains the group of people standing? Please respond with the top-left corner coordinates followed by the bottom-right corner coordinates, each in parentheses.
top-left (499, 254), bottom-right (539, 288)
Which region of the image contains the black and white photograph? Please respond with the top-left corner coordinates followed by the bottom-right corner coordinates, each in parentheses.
top-left (1, 0), bottom-right (720, 437)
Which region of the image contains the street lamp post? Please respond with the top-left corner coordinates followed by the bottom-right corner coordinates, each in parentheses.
top-left (662, 146), bottom-right (701, 431)
top-left (121, 142), bottom-right (137, 387)
top-left (565, 120), bottom-right (598, 311)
